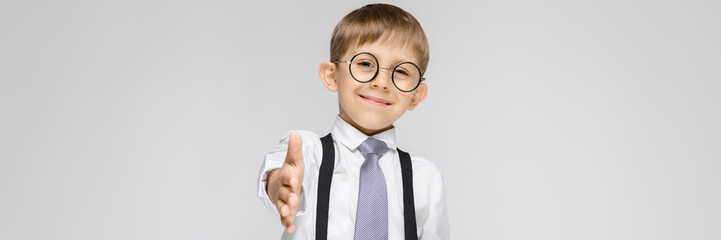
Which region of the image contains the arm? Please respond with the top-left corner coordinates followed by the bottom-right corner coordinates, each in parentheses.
top-left (420, 170), bottom-right (450, 239)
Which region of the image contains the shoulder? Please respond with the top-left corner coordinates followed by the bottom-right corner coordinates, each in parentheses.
top-left (402, 151), bottom-right (443, 179)
top-left (400, 151), bottom-right (446, 200)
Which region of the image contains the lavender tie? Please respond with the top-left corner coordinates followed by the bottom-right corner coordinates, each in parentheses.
top-left (354, 137), bottom-right (389, 240)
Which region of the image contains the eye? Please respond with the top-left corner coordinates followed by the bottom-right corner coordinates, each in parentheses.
top-left (357, 60), bottom-right (374, 68)
top-left (394, 69), bottom-right (409, 76)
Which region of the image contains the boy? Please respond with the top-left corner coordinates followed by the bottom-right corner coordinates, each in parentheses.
top-left (257, 3), bottom-right (448, 239)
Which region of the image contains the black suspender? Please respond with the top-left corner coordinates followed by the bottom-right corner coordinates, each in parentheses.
top-left (315, 133), bottom-right (418, 240)
top-left (316, 134), bottom-right (335, 240)
top-left (398, 149), bottom-right (418, 240)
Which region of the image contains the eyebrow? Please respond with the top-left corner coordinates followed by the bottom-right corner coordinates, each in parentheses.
top-left (356, 50), bottom-right (418, 66)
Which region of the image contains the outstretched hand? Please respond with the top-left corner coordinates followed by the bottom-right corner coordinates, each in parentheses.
top-left (266, 132), bottom-right (305, 233)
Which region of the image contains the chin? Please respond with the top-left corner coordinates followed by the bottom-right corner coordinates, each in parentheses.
top-left (355, 117), bottom-right (393, 132)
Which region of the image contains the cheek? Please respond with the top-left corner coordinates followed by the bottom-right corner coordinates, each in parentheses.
top-left (336, 74), bottom-right (357, 93)
top-left (337, 83), bottom-right (359, 108)
top-left (395, 93), bottom-right (414, 108)
top-left (337, 82), bottom-right (355, 97)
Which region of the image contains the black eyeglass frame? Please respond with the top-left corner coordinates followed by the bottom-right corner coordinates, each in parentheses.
top-left (332, 52), bottom-right (426, 93)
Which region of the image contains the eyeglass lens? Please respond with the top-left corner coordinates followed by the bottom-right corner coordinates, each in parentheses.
top-left (349, 52), bottom-right (421, 92)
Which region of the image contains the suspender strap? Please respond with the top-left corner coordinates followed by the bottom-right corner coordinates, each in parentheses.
top-left (397, 148), bottom-right (418, 240)
top-left (315, 134), bottom-right (418, 239)
top-left (315, 133), bottom-right (335, 240)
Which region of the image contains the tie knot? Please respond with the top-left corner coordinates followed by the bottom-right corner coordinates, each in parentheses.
top-left (358, 137), bottom-right (387, 159)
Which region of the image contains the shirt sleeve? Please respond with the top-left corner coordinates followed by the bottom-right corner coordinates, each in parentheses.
top-left (257, 130), bottom-right (321, 217)
top-left (420, 169), bottom-right (450, 239)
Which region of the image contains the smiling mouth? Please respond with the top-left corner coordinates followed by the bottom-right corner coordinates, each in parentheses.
top-left (359, 94), bottom-right (391, 106)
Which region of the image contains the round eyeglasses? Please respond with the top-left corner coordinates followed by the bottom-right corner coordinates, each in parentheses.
top-left (332, 52), bottom-right (425, 92)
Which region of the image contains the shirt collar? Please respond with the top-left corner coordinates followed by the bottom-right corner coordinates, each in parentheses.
top-left (331, 115), bottom-right (397, 151)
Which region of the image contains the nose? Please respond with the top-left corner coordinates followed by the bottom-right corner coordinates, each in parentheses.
top-left (370, 67), bottom-right (392, 90)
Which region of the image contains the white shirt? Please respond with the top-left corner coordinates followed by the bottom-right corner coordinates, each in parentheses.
top-left (257, 116), bottom-right (449, 239)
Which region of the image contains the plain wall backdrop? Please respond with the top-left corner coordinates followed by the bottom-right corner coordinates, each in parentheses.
top-left (1, 0), bottom-right (720, 239)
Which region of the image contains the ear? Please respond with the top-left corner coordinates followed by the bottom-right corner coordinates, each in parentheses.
top-left (319, 61), bottom-right (338, 92)
top-left (407, 82), bottom-right (428, 111)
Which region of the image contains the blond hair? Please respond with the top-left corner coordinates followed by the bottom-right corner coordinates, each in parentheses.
top-left (330, 3), bottom-right (430, 73)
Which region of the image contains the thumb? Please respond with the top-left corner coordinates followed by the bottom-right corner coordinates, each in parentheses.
top-left (285, 132), bottom-right (304, 170)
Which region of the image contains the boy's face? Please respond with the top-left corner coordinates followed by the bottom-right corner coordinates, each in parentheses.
top-left (319, 40), bottom-right (428, 136)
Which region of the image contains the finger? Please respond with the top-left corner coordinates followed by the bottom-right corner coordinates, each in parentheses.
top-left (287, 193), bottom-right (300, 217)
top-left (287, 193), bottom-right (299, 209)
top-left (279, 192), bottom-right (300, 233)
top-left (277, 185), bottom-right (293, 202)
top-left (281, 214), bottom-right (296, 233)
top-left (285, 132), bottom-right (304, 167)
top-left (275, 199), bottom-right (290, 217)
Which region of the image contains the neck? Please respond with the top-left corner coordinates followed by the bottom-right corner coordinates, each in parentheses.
top-left (338, 113), bottom-right (393, 136)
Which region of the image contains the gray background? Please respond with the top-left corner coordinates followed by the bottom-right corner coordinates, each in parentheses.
top-left (1, 0), bottom-right (719, 239)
